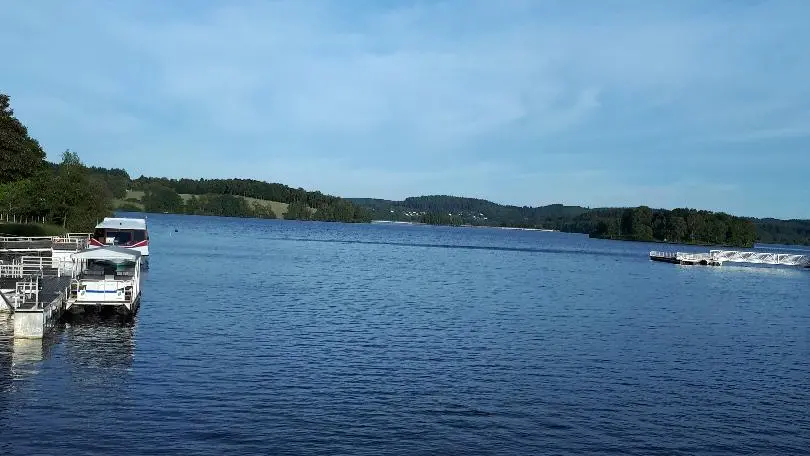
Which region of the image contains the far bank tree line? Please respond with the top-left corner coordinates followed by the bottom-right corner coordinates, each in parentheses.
top-left (354, 195), bottom-right (807, 247)
top-left (585, 206), bottom-right (757, 247)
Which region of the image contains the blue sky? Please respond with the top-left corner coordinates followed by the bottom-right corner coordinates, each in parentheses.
top-left (2, 0), bottom-right (809, 218)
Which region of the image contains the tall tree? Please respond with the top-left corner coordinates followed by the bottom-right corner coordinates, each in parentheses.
top-left (48, 150), bottom-right (108, 230)
top-left (142, 183), bottom-right (183, 213)
top-left (0, 93), bottom-right (46, 184)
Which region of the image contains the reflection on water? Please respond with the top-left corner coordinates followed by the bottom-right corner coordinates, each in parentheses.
top-left (61, 312), bottom-right (136, 374)
top-left (11, 337), bottom-right (47, 377)
top-left (0, 311), bottom-right (136, 391)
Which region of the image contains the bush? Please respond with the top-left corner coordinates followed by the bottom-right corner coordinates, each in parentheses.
top-left (0, 223), bottom-right (65, 236)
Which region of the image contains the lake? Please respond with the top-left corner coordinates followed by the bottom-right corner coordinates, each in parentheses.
top-left (2, 214), bottom-right (809, 455)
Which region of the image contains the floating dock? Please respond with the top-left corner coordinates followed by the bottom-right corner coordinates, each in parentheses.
top-left (650, 249), bottom-right (810, 268)
top-left (1, 234), bottom-right (143, 338)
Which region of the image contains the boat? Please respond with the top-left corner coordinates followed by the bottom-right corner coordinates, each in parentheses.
top-left (67, 246), bottom-right (142, 314)
top-left (89, 217), bottom-right (150, 267)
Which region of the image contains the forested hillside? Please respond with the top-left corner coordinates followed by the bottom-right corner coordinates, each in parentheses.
top-left (117, 176), bottom-right (371, 222)
top-left (352, 195), bottom-right (808, 247)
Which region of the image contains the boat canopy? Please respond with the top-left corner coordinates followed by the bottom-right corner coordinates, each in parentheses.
top-left (72, 246), bottom-right (142, 262)
top-left (96, 217), bottom-right (147, 230)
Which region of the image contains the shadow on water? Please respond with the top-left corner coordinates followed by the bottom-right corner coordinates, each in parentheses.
top-left (0, 310), bottom-right (136, 393)
top-left (263, 236), bottom-right (645, 259)
top-left (60, 311), bottom-right (137, 374)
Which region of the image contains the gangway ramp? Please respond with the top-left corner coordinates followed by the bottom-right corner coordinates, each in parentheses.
top-left (650, 249), bottom-right (810, 268)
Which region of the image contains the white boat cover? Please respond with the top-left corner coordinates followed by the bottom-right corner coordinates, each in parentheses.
top-left (72, 246), bottom-right (141, 261)
top-left (95, 217), bottom-right (147, 230)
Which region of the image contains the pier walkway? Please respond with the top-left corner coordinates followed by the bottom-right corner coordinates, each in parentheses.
top-left (650, 249), bottom-right (810, 268)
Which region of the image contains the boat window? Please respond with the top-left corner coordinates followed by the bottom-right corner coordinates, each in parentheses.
top-left (106, 230), bottom-right (132, 245)
top-left (133, 230), bottom-right (146, 242)
top-left (117, 231), bottom-right (133, 245)
top-left (93, 228), bottom-right (105, 239)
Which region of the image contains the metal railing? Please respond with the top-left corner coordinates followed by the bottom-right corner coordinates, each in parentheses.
top-left (652, 249), bottom-right (810, 267)
top-left (709, 250), bottom-right (810, 267)
top-left (0, 263), bottom-right (24, 278)
top-left (14, 276), bottom-right (39, 309)
top-left (0, 256), bottom-right (72, 278)
top-left (0, 234), bottom-right (90, 252)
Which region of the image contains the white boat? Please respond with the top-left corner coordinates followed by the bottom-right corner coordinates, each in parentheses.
top-left (89, 217), bottom-right (150, 267)
top-left (67, 246), bottom-right (142, 314)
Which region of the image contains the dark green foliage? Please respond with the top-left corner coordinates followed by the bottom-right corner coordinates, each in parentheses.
top-left (117, 203), bottom-right (144, 212)
top-left (0, 94), bottom-right (46, 184)
top-left (46, 150), bottom-right (109, 231)
top-left (142, 183), bottom-right (183, 213)
top-left (130, 176), bottom-right (370, 223)
top-left (351, 195), bottom-right (587, 228)
top-left (182, 194), bottom-right (277, 219)
top-left (283, 201), bottom-right (312, 220)
top-left (418, 212), bottom-right (465, 226)
top-left (351, 195), bottom-right (769, 248)
top-left (88, 166), bottom-right (130, 199)
top-left (250, 201), bottom-right (277, 219)
top-left (587, 207), bottom-right (756, 247)
top-left (310, 199), bottom-right (365, 222)
top-left (754, 219), bottom-right (810, 245)
top-left (188, 194), bottom-right (248, 217)
top-left (0, 223), bottom-right (65, 236)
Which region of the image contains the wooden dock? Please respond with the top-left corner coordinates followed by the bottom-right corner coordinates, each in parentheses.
top-left (650, 250), bottom-right (810, 268)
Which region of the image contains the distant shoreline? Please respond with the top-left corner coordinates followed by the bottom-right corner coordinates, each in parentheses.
top-left (370, 220), bottom-right (559, 232)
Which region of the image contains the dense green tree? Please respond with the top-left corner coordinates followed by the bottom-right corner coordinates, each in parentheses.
top-left (88, 166), bottom-right (130, 199)
top-left (47, 150), bottom-right (109, 230)
top-left (0, 93), bottom-right (46, 184)
top-left (142, 183), bottom-right (183, 213)
top-left (283, 201), bottom-right (313, 220)
top-left (250, 201), bottom-right (277, 219)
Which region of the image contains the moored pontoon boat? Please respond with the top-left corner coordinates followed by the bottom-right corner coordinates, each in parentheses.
top-left (67, 246), bottom-right (142, 314)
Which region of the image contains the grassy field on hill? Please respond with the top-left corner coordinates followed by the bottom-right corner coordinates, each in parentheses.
top-left (178, 193), bottom-right (290, 218)
top-left (116, 190), bottom-right (291, 219)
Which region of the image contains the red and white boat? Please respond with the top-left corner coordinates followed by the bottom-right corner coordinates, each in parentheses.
top-left (89, 217), bottom-right (150, 267)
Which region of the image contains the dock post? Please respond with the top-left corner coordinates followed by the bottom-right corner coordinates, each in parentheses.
top-left (12, 294), bottom-right (66, 339)
top-left (13, 310), bottom-right (45, 338)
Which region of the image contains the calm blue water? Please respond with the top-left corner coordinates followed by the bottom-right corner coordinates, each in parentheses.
top-left (2, 214), bottom-right (809, 455)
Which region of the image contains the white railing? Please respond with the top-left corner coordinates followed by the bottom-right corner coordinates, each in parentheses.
top-left (15, 276), bottom-right (39, 309)
top-left (709, 250), bottom-right (810, 267)
top-left (0, 236), bottom-right (54, 242)
top-left (0, 234), bottom-right (90, 252)
top-left (679, 253), bottom-right (714, 263)
top-left (52, 239), bottom-right (87, 251)
top-left (652, 249), bottom-right (810, 267)
top-left (0, 263), bottom-right (24, 278)
top-left (0, 257), bottom-right (71, 278)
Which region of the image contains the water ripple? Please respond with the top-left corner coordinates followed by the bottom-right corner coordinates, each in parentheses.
top-left (1, 215), bottom-right (809, 455)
